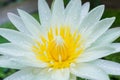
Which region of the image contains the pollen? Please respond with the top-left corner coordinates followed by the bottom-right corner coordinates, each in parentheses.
top-left (32, 26), bottom-right (84, 69)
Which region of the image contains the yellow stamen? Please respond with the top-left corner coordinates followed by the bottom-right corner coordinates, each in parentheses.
top-left (32, 26), bottom-right (84, 69)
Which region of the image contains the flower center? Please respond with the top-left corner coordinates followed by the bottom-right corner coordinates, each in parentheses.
top-left (32, 26), bottom-right (84, 69)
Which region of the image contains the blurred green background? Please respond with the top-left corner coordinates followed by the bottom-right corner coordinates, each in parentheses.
top-left (0, 0), bottom-right (120, 80)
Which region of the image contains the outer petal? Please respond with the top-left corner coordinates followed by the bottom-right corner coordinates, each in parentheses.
top-left (78, 5), bottom-right (104, 33)
top-left (0, 56), bottom-right (26, 69)
top-left (79, 2), bottom-right (90, 23)
top-left (0, 28), bottom-right (34, 48)
top-left (65, 0), bottom-right (81, 29)
top-left (8, 56), bottom-right (47, 68)
top-left (0, 56), bottom-right (46, 68)
top-left (77, 45), bottom-right (115, 62)
top-left (0, 43), bottom-right (34, 57)
top-left (4, 69), bottom-right (35, 80)
top-left (51, 0), bottom-right (64, 26)
top-left (84, 17), bottom-right (115, 47)
top-left (5, 68), bottom-right (69, 80)
top-left (51, 68), bottom-right (70, 80)
top-left (70, 63), bottom-right (110, 80)
top-left (7, 13), bottom-right (30, 35)
top-left (35, 68), bottom-right (70, 80)
top-left (93, 27), bottom-right (120, 45)
top-left (35, 68), bottom-right (52, 80)
top-left (93, 59), bottom-right (120, 75)
top-left (70, 74), bottom-right (76, 80)
top-left (38, 0), bottom-right (51, 27)
top-left (111, 43), bottom-right (120, 53)
top-left (18, 9), bottom-right (43, 39)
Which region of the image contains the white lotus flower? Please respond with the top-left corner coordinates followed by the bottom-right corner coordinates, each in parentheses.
top-left (0, 0), bottom-right (120, 80)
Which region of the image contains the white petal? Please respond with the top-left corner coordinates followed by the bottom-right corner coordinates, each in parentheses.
top-left (78, 5), bottom-right (105, 33)
top-left (35, 68), bottom-right (70, 80)
top-left (93, 27), bottom-right (120, 45)
top-left (111, 43), bottom-right (120, 53)
top-left (79, 2), bottom-right (90, 22)
top-left (9, 56), bottom-right (47, 68)
top-left (0, 53), bottom-right (48, 68)
top-left (65, 0), bottom-right (81, 28)
top-left (18, 9), bottom-right (42, 39)
top-left (70, 74), bottom-right (76, 80)
top-left (77, 45), bottom-right (115, 62)
top-left (7, 13), bottom-right (30, 35)
top-left (38, 0), bottom-right (51, 27)
top-left (0, 43), bottom-right (33, 57)
top-left (93, 59), bottom-right (120, 75)
top-left (51, 68), bottom-right (70, 80)
top-left (4, 69), bottom-right (34, 80)
top-left (84, 17), bottom-right (115, 47)
top-left (0, 28), bottom-right (34, 48)
top-left (35, 68), bottom-right (52, 80)
top-left (70, 63), bottom-right (110, 80)
top-left (51, 0), bottom-right (64, 26)
top-left (0, 56), bottom-right (26, 69)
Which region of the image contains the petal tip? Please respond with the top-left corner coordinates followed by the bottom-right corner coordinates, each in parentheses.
top-left (17, 9), bottom-right (25, 14)
top-left (7, 12), bottom-right (12, 16)
top-left (108, 17), bottom-right (116, 22)
top-left (7, 12), bottom-right (13, 18)
top-left (97, 5), bottom-right (105, 11)
top-left (111, 17), bottom-right (116, 20)
top-left (85, 2), bottom-right (90, 5)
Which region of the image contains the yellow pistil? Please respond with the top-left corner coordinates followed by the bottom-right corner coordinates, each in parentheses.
top-left (32, 26), bottom-right (84, 69)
